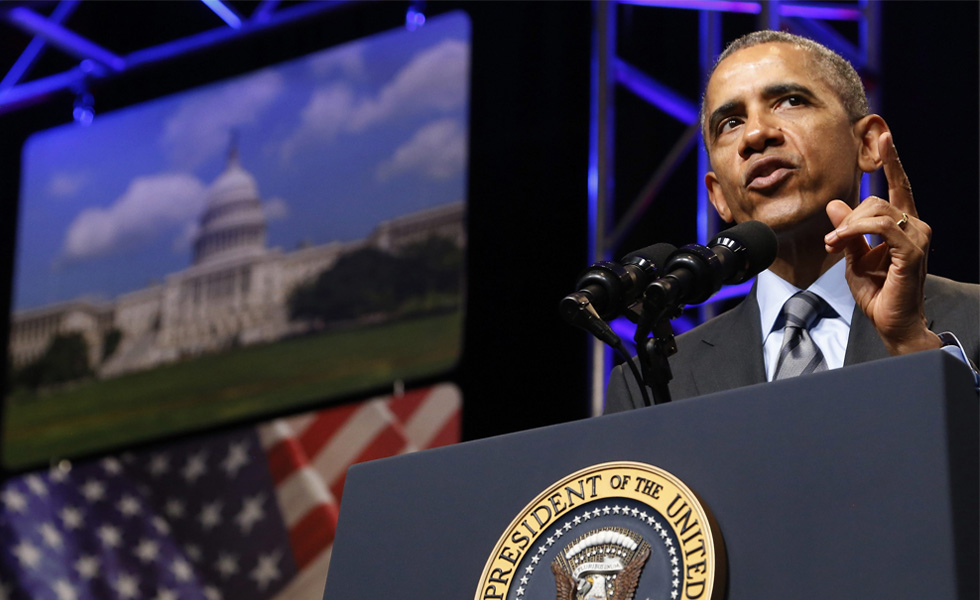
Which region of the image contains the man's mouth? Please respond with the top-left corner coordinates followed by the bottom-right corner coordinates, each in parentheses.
top-left (745, 156), bottom-right (796, 191)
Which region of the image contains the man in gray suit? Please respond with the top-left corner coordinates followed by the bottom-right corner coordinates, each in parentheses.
top-left (606, 31), bottom-right (979, 411)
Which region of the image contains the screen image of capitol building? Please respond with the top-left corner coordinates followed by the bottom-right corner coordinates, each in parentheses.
top-left (8, 148), bottom-right (466, 383)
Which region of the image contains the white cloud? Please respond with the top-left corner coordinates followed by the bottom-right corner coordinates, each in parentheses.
top-left (348, 39), bottom-right (469, 131)
top-left (62, 173), bottom-right (208, 263)
top-left (278, 38), bottom-right (469, 164)
top-left (279, 82), bottom-right (357, 163)
top-left (308, 42), bottom-right (366, 79)
top-left (376, 118), bottom-right (467, 181)
top-left (162, 70), bottom-right (285, 170)
top-left (47, 171), bottom-right (92, 199)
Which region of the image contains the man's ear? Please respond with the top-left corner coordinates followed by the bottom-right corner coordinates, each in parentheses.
top-left (705, 171), bottom-right (734, 223)
top-left (855, 114), bottom-right (889, 173)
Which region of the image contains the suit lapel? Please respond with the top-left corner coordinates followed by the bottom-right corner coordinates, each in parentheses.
top-left (843, 304), bottom-right (889, 365)
top-left (923, 276), bottom-right (937, 330)
top-left (686, 285), bottom-right (767, 396)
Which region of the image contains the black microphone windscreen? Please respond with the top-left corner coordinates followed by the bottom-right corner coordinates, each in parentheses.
top-left (623, 242), bottom-right (677, 266)
top-left (713, 220), bottom-right (778, 281)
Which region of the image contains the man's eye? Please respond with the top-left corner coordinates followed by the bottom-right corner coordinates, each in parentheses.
top-left (779, 95), bottom-right (806, 107)
top-left (718, 117), bottom-right (741, 134)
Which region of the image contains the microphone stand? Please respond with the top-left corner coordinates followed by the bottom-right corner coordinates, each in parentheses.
top-left (631, 289), bottom-right (682, 406)
top-left (562, 293), bottom-right (654, 408)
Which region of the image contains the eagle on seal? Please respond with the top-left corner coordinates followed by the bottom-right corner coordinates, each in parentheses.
top-left (551, 544), bottom-right (650, 600)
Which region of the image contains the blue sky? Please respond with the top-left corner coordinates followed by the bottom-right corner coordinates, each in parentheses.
top-left (13, 12), bottom-right (470, 312)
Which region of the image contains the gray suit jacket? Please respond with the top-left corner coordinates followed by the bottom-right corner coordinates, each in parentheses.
top-left (605, 274), bottom-right (980, 413)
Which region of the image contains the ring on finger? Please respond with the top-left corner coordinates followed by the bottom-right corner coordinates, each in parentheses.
top-left (896, 212), bottom-right (909, 229)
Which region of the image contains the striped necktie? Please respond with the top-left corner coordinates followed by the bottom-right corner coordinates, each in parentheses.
top-left (773, 291), bottom-right (836, 380)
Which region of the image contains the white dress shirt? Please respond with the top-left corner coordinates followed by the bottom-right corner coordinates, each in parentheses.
top-left (758, 260), bottom-right (854, 381)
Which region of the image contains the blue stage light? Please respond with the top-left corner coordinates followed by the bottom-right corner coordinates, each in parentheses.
top-left (202, 0), bottom-right (243, 29)
top-left (73, 91), bottom-right (94, 125)
top-left (406, 6), bottom-right (426, 31)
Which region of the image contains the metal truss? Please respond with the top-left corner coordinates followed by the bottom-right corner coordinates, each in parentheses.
top-left (587, 0), bottom-right (881, 416)
top-left (0, 0), bottom-right (353, 117)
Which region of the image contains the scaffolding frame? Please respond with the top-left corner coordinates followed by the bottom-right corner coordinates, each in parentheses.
top-left (587, 0), bottom-right (881, 416)
top-left (0, 1), bottom-right (353, 117)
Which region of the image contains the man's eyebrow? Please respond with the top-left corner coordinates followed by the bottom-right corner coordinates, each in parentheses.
top-left (761, 82), bottom-right (817, 99)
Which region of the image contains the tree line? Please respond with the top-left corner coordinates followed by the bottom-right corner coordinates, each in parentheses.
top-left (288, 235), bottom-right (464, 324)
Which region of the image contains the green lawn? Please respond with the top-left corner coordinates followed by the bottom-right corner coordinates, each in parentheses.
top-left (3, 312), bottom-right (462, 470)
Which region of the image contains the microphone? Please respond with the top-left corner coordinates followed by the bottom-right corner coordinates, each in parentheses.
top-left (561, 243), bottom-right (677, 322)
top-left (645, 220), bottom-right (778, 308)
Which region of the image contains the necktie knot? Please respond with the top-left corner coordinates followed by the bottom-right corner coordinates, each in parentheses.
top-left (778, 290), bottom-right (836, 332)
top-left (772, 291), bottom-right (835, 380)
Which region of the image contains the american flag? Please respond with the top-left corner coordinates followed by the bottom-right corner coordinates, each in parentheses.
top-left (0, 384), bottom-right (461, 600)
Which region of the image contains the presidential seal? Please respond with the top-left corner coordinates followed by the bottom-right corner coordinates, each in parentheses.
top-left (475, 462), bottom-right (725, 600)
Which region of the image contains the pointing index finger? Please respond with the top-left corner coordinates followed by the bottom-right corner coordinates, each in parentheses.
top-left (880, 131), bottom-right (918, 218)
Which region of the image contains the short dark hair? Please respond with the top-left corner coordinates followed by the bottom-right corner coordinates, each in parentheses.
top-left (699, 30), bottom-right (869, 144)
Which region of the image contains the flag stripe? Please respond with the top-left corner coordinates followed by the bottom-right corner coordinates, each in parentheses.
top-left (387, 387), bottom-right (433, 422)
top-left (289, 504), bottom-right (339, 570)
top-left (267, 437), bottom-right (309, 485)
top-left (403, 385), bottom-right (462, 448)
top-left (276, 466), bottom-right (334, 528)
top-left (280, 412), bottom-right (318, 439)
top-left (328, 423), bottom-right (409, 501)
top-left (309, 403), bottom-right (401, 487)
top-left (299, 403), bottom-right (361, 458)
top-left (268, 545), bottom-right (333, 600)
top-left (426, 410), bottom-right (461, 449)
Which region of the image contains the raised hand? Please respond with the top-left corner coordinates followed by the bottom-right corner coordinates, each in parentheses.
top-left (823, 131), bottom-right (941, 355)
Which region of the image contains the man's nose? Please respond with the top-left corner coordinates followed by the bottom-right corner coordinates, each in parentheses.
top-left (738, 113), bottom-right (783, 158)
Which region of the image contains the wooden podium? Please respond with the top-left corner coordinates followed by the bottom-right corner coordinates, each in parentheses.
top-left (322, 350), bottom-right (977, 599)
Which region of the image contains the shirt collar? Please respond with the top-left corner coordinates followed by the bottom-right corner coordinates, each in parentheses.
top-left (757, 259), bottom-right (855, 341)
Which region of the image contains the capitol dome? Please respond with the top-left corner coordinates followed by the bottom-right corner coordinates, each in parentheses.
top-left (192, 143), bottom-right (268, 265)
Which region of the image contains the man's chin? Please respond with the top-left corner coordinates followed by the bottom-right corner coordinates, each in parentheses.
top-left (757, 209), bottom-right (834, 240)
top-left (741, 210), bottom-right (799, 232)
top-left (764, 217), bottom-right (804, 234)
